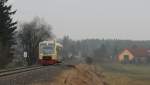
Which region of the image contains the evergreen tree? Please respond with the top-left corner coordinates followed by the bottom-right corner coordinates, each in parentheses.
top-left (94, 44), bottom-right (108, 62)
top-left (62, 36), bottom-right (72, 59)
top-left (0, 0), bottom-right (17, 67)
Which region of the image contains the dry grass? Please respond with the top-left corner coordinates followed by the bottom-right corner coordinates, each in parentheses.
top-left (50, 64), bottom-right (106, 85)
top-left (96, 63), bottom-right (150, 85)
top-left (30, 64), bottom-right (106, 85)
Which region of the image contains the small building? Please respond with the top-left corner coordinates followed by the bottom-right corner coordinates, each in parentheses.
top-left (117, 48), bottom-right (150, 64)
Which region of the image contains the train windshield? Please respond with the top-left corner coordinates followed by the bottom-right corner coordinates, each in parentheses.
top-left (40, 44), bottom-right (55, 55)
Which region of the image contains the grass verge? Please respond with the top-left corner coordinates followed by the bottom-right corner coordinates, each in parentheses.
top-left (96, 63), bottom-right (150, 85)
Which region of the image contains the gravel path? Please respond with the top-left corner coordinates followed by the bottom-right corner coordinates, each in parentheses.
top-left (0, 65), bottom-right (67, 85)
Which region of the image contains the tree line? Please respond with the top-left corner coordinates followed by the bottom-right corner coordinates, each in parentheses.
top-left (61, 37), bottom-right (150, 63)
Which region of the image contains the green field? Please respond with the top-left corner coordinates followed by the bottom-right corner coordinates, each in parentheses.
top-left (96, 63), bottom-right (150, 85)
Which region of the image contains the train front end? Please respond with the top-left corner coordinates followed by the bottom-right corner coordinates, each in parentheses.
top-left (39, 40), bottom-right (60, 65)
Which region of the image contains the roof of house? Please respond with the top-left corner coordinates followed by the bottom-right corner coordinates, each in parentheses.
top-left (123, 48), bottom-right (150, 57)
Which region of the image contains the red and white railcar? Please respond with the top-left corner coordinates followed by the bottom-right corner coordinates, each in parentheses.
top-left (39, 40), bottom-right (62, 65)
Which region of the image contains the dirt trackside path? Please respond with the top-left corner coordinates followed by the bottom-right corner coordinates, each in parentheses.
top-left (33, 64), bottom-right (107, 85)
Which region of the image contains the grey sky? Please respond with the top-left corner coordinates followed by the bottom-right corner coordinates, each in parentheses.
top-left (9, 0), bottom-right (150, 40)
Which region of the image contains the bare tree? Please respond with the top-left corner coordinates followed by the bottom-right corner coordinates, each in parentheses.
top-left (17, 17), bottom-right (53, 65)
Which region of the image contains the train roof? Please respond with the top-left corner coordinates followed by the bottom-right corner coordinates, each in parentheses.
top-left (39, 40), bottom-right (63, 47)
top-left (40, 40), bottom-right (55, 44)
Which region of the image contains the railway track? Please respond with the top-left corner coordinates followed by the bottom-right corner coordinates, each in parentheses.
top-left (0, 62), bottom-right (76, 78)
top-left (0, 65), bottom-right (44, 77)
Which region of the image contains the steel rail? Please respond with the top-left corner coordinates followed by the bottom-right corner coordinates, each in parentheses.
top-left (0, 65), bottom-right (39, 73)
top-left (0, 65), bottom-right (44, 77)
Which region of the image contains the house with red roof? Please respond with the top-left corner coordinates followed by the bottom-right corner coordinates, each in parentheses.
top-left (117, 48), bottom-right (150, 64)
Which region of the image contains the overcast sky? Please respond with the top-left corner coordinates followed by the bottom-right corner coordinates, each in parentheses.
top-left (9, 0), bottom-right (150, 40)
